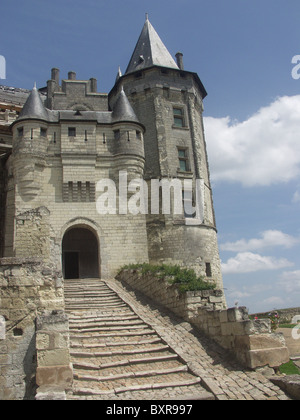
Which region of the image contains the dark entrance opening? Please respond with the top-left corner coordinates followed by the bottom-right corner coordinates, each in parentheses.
top-left (64, 252), bottom-right (79, 279)
top-left (62, 227), bottom-right (99, 279)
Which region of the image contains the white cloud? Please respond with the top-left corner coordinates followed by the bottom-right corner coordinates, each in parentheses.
top-left (204, 95), bottom-right (300, 186)
top-left (220, 230), bottom-right (299, 252)
top-left (278, 270), bottom-right (300, 293)
top-left (292, 190), bottom-right (300, 203)
top-left (260, 296), bottom-right (286, 308)
top-left (221, 252), bottom-right (294, 274)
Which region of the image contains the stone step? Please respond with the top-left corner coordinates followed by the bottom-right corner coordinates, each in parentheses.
top-left (69, 320), bottom-right (145, 330)
top-left (70, 344), bottom-right (170, 358)
top-left (71, 338), bottom-right (162, 349)
top-left (74, 365), bottom-right (189, 383)
top-left (65, 295), bottom-right (123, 302)
top-left (68, 309), bottom-right (133, 317)
top-left (72, 353), bottom-right (180, 371)
top-left (64, 279), bottom-right (213, 400)
top-left (65, 303), bottom-right (128, 310)
top-left (69, 314), bottom-right (139, 323)
top-left (70, 329), bottom-right (157, 340)
top-left (70, 324), bottom-right (152, 334)
top-left (73, 377), bottom-right (203, 396)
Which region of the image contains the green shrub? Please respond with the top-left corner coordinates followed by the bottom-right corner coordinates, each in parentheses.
top-left (119, 263), bottom-right (216, 293)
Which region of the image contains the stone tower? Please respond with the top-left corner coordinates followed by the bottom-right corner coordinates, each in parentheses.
top-left (109, 17), bottom-right (224, 290)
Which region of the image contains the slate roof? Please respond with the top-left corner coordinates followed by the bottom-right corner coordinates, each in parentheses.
top-left (17, 85), bottom-right (48, 122)
top-left (125, 17), bottom-right (179, 74)
top-left (112, 88), bottom-right (140, 124)
top-left (13, 85), bottom-right (143, 128)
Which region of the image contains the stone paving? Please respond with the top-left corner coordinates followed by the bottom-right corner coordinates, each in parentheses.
top-left (65, 278), bottom-right (290, 400)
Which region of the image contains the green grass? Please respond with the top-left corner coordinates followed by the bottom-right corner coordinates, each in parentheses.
top-left (279, 324), bottom-right (298, 329)
top-left (279, 360), bottom-right (300, 375)
top-left (119, 263), bottom-right (216, 292)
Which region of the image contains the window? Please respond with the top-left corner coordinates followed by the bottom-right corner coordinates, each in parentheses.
top-left (68, 127), bottom-right (76, 137)
top-left (178, 148), bottom-right (189, 172)
top-left (17, 127), bottom-right (24, 137)
top-left (136, 131), bottom-right (142, 140)
top-left (173, 107), bottom-right (185, 128)
top-left (205, 263), bottom-right (212, 278)
top-left (114, 129), bottom-right (120, 140)
top-left (40, 128), bottom-right (47, 137)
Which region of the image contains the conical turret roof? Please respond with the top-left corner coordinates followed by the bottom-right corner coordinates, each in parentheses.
top-left (112, 87), bottom-right (140, 124)
top-left (125, 17), bottom-right (179, 74)
top-left (17, 84), bottom-right (48, 122)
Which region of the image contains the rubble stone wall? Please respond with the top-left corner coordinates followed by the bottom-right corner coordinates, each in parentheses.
top-left (0, 258), bottom-right (63, 400)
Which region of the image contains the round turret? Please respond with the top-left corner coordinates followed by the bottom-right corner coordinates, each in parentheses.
top-left (111, 88), bottom-right (145, 178)
top-left (11, 85), bottom-right (49, 199)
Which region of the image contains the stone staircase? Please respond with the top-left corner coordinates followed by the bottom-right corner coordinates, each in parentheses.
top-left (64, 279), bottom-right (214, 400)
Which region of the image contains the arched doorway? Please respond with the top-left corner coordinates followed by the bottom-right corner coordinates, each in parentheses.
top-left (62, 227), bottom-right (99, 279)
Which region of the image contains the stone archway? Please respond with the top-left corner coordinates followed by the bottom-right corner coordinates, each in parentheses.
top-left (62, 226), bottom-right (99, 279)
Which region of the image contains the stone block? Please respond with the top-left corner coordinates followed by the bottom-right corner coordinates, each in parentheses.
top-left (36, 332), bottom-right (50, 350)
top-left (235, 334), bottom-right (286, 351)
top-left (227, 307), bottom-right (248, 322)
top-left (252, 319), bottom-right (271, 333)
top-left (270, 375), bottom-right (300, 400)
top-left (248, 347), bottom-right (290, 369)
top-left (221, 320), bottom-right (254, 336)
top-left (209, 295), bottom-right (223, 304)
top-left (35, 386), bottom-right (66, 400)
top-left (36, 363), bottom-right (73, 388)
top-left (36, 310), bottom-right (69, 332)
top-left (37, 348), bottom-right (70, 367)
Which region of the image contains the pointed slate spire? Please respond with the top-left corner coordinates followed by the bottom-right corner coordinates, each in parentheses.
top-left (17, 84), bottom-right (48, 122)
top-left (115, 66), bottom-right (122, 83)
top-left (125, 17), bottom-right (179, 74)
top-left (112, 87), bottom-right (140, 124)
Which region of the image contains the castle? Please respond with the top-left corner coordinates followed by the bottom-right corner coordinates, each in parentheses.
top-left (0, 16), bottom-right (224, 290)
top-left (0, 17), bottom-right (292, 402)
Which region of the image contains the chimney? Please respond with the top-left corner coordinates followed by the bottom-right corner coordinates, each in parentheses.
top-left (68, 71), bottom-right (76, 80)
top-left (90, 78), bottom-right (97, 93)
top-left (51, 68), bottom-right (60, 85)
top-left (175, 52), bottom-right (184, 70)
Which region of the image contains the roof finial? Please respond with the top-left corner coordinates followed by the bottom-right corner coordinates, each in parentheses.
top-left (33, 82), bottom-right (37, 90)
top-left (145, 12), bottom-right (149, 21)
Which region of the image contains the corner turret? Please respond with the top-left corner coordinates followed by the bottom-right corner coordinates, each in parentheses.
top-left (17, 84), bottom-right (48, 122)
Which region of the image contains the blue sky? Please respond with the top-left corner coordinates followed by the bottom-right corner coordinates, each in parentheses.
top-left (1, 0), bottom-right (300, 313)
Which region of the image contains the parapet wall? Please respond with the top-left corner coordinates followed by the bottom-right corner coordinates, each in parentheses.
top-left (0, 257), bottom-right (64, 400)
top-left (116, 268), bottom-right (290, 370)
